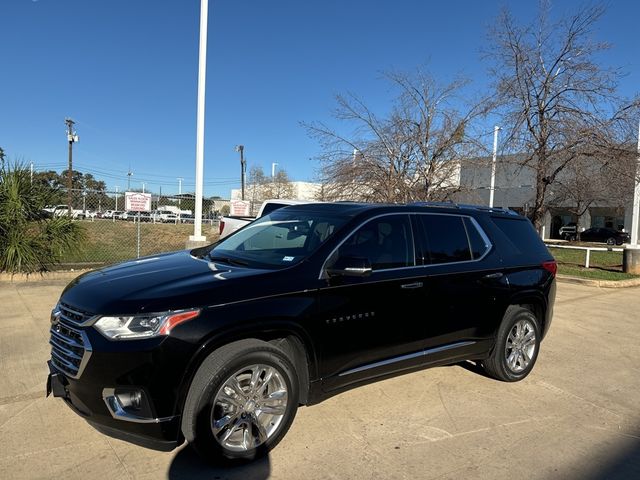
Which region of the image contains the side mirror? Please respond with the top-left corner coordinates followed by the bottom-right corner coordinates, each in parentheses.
top-left (326, 256), bottom-right (372, 278)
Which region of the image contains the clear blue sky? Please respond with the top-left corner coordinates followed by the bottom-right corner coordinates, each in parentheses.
top-left (1, 0), bottom-right (638, 197)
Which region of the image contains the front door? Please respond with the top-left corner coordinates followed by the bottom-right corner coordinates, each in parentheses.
top-left (315, 213), bottom-right (427, 392)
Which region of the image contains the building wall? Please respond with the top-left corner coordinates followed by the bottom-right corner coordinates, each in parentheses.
top-left (230, 181), bottom-right (321, 201)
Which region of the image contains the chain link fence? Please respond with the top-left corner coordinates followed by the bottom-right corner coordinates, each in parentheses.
top-left (50, 189), bottom-right (220, 269)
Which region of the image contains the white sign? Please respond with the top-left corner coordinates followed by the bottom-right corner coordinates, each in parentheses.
top-left (125, 192), bottom-right (152, 212)
top-left (230, 200), bottom-right (250, 216)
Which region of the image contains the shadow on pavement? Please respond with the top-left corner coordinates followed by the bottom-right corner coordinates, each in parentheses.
top-left (167, 444), bottom-right (271, 480)
top-left (587, 435), bottom-right (640, 479)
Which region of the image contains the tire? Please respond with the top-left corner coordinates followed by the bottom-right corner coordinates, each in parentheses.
top-left (606, 238), bottom-right (615, 246)
top-left (182, 339), bottom-right (299, 464)
top-left (482, 306), bottom-right (540, 382)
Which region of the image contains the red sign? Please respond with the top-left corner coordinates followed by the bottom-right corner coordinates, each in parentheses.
top-left (230, 200), bottom-right (250, 216)
top-left (125, 192), bottom-right (152, 212)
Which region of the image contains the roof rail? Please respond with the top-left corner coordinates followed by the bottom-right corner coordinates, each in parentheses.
top-left (410, 201), bottom-right (519, 216)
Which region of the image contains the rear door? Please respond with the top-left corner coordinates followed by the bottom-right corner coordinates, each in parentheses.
top-left (412, 213), bottom-right (508, 360)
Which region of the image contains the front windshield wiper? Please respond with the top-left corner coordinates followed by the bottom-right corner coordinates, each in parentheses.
top-left (208, 255), bottom-right (250, 267)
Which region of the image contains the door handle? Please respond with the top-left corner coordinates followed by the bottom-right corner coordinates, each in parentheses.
top-left (401, 282), bottom-right (423, 289)
top-left (483, 272), bottom-right (504, 280)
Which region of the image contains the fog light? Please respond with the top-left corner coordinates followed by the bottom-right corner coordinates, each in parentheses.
top-left (118, 390), bottom-right (142, 410)
top-left (103, 387), bottom-right (155, 422)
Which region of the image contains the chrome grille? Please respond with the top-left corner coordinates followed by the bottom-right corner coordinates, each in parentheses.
top-left (50, 306), bottom-right (92, 378)
top-left (59, 302), bottom-right (92, 326)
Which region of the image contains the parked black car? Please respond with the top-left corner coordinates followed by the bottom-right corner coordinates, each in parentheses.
top-left (579, 227), bottom-right (630, 245)
top-left (46, 202), bottom-right (556, 463)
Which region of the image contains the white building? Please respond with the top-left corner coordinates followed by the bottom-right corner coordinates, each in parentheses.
top-left (230, 181), bottom-right (321, 201)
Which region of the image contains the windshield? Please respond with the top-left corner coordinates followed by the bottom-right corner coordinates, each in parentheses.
top-left (210, 210), bottom-right (348, 268)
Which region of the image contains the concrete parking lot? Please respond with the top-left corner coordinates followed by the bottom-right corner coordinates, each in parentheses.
top-left (1, 276), bottom-right (639, 480)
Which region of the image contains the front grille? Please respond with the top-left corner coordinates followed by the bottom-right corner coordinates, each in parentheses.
top-left (59, 302), bottom-right (92, 326)
top-left (50, 305), bottom-right (92, 378)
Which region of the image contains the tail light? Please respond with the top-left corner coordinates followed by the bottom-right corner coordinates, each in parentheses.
top-left (219, 220), bottom-right (225, 236)
top-left (542, 260), bottom-right (557, 277)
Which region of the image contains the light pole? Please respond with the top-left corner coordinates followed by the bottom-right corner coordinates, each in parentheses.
top-left (190, 0), bottom-right (209, 243)
top-left (631, 120), bottom-right (640, 246)
top-left (115, 186), bottom-right (119, 211)
top-left (489, 125), bottom-right (500, 208)
top-left (271, 162), bottom-right (279, 179)
top-left (623, 120), bottom-right (640, 274)
top-left (236, 145), bottom-right (246, 200)
top-left (177, 177), bottom-right (183, 210)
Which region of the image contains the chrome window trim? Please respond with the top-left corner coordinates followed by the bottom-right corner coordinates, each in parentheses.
top-left (319, 212), bottom-right (493, 279)
top-left (319, 213), bottom-right (416, 280)
top-left (338, 341), bottom-right (476, 377)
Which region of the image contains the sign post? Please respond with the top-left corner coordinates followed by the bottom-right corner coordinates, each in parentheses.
top-left (125, 192), bottom-right (152, 258)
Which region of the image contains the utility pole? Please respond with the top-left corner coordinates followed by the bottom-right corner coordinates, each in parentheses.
top-left (271, 162), bottom-right (279, 179)
top-left (142, 182), bottom-right (146, 193)
top-left (489, 125), bottom-right (500, 208)
top-left (115, 186), bottom-right (119, 211)
top-left (65, 118), bottom-right (78, 213)
top-left (127, 169), bottom-right (133, 191)
top-left (236, 145), bottom-right (246, 200)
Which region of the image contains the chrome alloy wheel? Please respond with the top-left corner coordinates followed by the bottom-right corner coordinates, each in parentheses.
top-left (504, 319), bottom-right (537, 373)
top-left (211, 364), bottom-right (288, 452)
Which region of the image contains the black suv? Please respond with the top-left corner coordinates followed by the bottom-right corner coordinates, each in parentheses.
top-left (47, 202), bottom-right (556, 462)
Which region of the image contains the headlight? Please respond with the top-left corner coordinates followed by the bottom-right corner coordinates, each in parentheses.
top-left (93, 309), bottom-right (200, 340)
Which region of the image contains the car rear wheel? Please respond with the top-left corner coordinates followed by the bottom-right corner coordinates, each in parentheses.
top-left (182, 339), bottom-right (299, 463)
top-left (482, 306), bottom-right (540, 382)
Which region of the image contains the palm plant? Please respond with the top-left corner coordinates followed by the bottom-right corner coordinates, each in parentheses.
top-left (0, 161), bottom-right (84, 273)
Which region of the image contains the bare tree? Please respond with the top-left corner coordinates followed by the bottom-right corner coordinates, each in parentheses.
top-left (304, 70), bottom-right (489, 203)
top-left (246, 166), bottom-right (295, 213)
top-left (488, 2), bottom-right (639, 228)
top-left (262, 170), bottom-right (295, 200)
top-left (550, 156), bottom-right (629, 230)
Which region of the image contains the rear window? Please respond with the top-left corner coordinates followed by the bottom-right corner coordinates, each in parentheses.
top-left (416, 214), bottom-right (471, 264)
top-left (491, 217), bottom-right (549, 258)
top-left (260, 202), bottom-right (290, 216)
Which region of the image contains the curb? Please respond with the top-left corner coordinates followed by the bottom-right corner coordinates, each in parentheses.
top-left (557, 275), bottom-right (640, 288)
top-left (0, 269), bottom-right (91, 283)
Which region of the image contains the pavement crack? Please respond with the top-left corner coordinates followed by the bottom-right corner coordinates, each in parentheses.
top-left (537, 380), bottom-right (624, 419)
top-left (105, 438), bottom-right (134, 479)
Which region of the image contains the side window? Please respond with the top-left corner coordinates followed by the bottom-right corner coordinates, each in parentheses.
top-left (417, 215), bottom-right (471, 264)
top-left (337, 215), bottom-right (414, 270)
top-left (463, 217), bottom-right (490, 259)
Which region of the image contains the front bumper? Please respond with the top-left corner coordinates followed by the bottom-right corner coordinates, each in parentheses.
top-left (46, 337), bottom-right (186, 453)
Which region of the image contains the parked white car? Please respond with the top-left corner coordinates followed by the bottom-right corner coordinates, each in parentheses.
top-left (152, 210), bottom-right (178, 223)
top-left (50, 205), bottom-right (86, 219)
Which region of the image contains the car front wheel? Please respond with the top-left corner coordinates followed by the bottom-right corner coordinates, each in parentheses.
top-left (482, 306), bottom-right (540, 382)
top-left (182, 339), bottom-right (299, 463)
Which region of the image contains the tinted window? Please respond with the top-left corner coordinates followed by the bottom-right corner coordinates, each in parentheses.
top-left (212, 211), bottom-right (347, 268)
top-left (491, 217), bottom-right (549, 258)
top-left (417, 215), bottom-right (471, 264)
top-left (337, 215), bottom-right (413, 270)
top-left (463, 217), bottom-right (490, 259)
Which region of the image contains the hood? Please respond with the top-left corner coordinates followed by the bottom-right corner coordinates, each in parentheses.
top-left (60, 250), bottom-right (274, 315)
